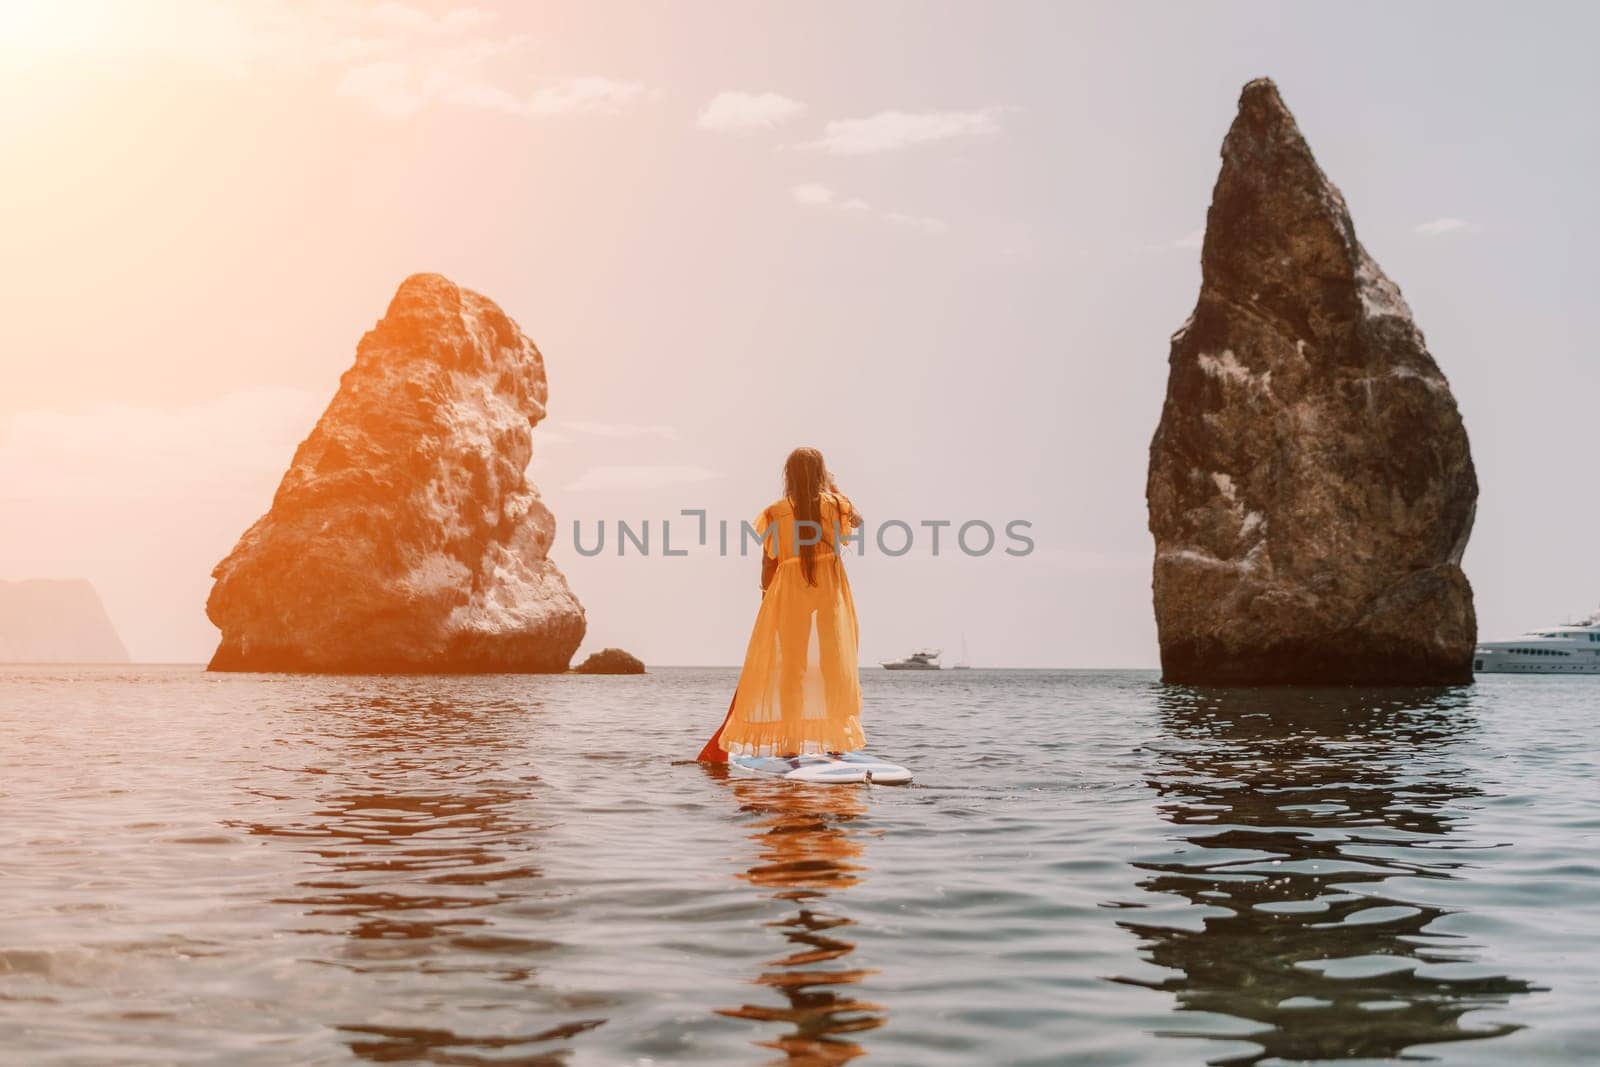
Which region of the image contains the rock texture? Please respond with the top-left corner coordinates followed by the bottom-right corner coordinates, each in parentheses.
top-left (572, 647), bottom-right (645, 674)
top-left (0, 579), bottom-right (129, 663)
top-left (1147, 79), bottom-right (1478, 685)
top-left (207, 273), bottom-right (584, 673)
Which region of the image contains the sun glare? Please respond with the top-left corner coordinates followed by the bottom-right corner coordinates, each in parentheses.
top-left (0, 0), bottom-right (185, 59)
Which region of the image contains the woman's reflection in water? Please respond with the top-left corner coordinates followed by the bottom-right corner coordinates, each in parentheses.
top-left (707, 764), bottom-right (884, 1065)
top-left (1119, 686), bottom-right (1535, 1064)
top-left (235, 687), bottom-right (606, 1065)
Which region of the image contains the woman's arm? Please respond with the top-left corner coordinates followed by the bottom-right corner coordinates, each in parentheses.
top-left (824, 474), bottom-right (861, 529)
top-left (833, 488), bottom-right (863, 530)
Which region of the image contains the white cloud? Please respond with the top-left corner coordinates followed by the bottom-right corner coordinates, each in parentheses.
top-left (791, 183), bottom-right (836, 206)
top-left (1414, 217), bottom-right (1483, 237)
top-left (0, 389), bottom-right (324, 500)
top-left (1170, 229), bottom-right (1204, 250)
top-left (885, 212), bottom-right (949, 236)
top-left (697, 91), bottom-right (806, 134)
top-left (531, 420), bottom-right (676, 452)
top-left (565, 465), bottom-right (722, 493)
top-left (340, 51), bottom-right (646, 120)
top-left (0, 0), bottom-right (391, 72)
top-left (556, 421), bottom-right (678, 440)
top-left (799, 107), bottom-right (1006, 155)
top-left (526, 76), bottom-right (647, 116)
top-left (338, 60), bottom-right (425, 118)
top-left (327, 13), bottom-right (649, 121)
top-left (13, 1), bottom-right (652, 122)
top-left (364, 2), bottom-right (496, 36)
top-left (791, 184), bottom-right (948, 237)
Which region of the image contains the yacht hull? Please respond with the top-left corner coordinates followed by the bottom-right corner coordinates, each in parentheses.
top-left (1474, 631), bottom-right (1600, 674)
top-left (1475, 657), bottom-right (1600, 674)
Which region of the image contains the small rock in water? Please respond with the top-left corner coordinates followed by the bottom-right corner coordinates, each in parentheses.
top-left (572, 648), bottom-right (646, 675)
top-left (1146, 78), bottom-right (1478, 685)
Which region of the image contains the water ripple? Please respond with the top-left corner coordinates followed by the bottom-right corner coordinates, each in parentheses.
top-left (1, 667), bottom-right (1597, 1064)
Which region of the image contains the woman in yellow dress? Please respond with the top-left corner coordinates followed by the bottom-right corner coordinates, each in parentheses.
top-left (719, 447), bottom-right (865, 759)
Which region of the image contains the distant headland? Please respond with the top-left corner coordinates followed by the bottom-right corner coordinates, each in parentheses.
top-left (0, 578), bottom-right (129, 663)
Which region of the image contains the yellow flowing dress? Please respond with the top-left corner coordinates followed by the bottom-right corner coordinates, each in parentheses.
top-left (720, 491), bottom-right (865, 757)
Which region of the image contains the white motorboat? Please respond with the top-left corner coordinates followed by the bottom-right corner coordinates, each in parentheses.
top-left (1474, 607), bottom-right (1600, 674)
top-left (882, 648), bottom-right (941, 670)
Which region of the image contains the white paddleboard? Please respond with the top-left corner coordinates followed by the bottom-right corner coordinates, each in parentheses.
top-left (730, 752), bottom-right (912, 785)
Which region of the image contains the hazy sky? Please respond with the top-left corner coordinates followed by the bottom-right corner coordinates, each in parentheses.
top-left (2, 1), bottom-right (1596, 666)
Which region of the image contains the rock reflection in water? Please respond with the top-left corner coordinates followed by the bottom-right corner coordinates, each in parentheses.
top-left (1119, 686), bottom-right (1537, 1064)
top-left (235, 688), bottom-right (606, 1064)
top-left (709, 766), bottom-right (883, 1065)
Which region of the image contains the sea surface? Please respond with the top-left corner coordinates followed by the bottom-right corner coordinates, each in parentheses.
top-left (1, 666), bottom-right (1597, 1066)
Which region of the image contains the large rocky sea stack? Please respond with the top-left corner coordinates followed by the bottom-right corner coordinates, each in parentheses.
top-left (1147, 79), bottom-right (1477, 685)
top-left (207, 273), bottom-right (585, 673)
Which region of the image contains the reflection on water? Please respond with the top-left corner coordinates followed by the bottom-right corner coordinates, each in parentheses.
top-left (707, 765), bottom-right (883, 1064)
top-left (1120, 686), bottom-right (1537, 1064)
top-left (7, 666), bottom-right (1592, 1064)
top-left (235, 689), bottom-right (606, 1064)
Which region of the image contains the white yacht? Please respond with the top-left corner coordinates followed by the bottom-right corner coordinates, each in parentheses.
top-left (882, 648), bottom-right (942, 671)
top-left (1474, 607), bottom-right (1600, 674)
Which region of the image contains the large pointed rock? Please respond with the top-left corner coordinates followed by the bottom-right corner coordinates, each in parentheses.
top-left (1147, 79), bottom-right (1477, 685)
top-left (207, 274), bottom-right (585, 673)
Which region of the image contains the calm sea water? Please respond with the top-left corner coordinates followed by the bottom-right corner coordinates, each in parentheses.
top-left (1, 666), bottom-right (1596, 1065)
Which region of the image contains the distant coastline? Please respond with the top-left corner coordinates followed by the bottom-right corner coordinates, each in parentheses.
top-left (0, 578), bottom-right (129, 664)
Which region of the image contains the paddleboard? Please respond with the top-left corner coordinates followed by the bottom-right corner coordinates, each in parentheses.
top-left (729, 751), bottom-right (912, 785)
